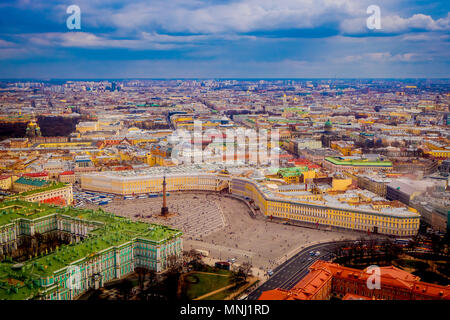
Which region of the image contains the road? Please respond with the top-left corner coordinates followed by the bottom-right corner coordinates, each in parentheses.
top-left (247, 240), bottom-right (362, 300)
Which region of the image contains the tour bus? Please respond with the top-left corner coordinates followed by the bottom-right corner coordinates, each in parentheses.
top-left (124, 195), bottom-right (134, 200)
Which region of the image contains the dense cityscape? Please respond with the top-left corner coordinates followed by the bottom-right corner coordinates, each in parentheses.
top-left (0, 1), bottom-right (449, 315)
top-left (0, 78), bottom-right (448, 302)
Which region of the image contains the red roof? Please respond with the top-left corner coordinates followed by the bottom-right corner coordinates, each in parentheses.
top-left (23, 172), bottom-right (48, 178)
top-left (259, 260), bottom-right (450, 300)
top-left (288, 158), bottom-right (321, 169)
top-left (59, 171), bottom-right (74, 175)
top-left (113, 166), bottom-right (132, 171)
top-left (40, 196), bottom-right (66, 206)
top-left (343, 293), bottom-right (372, 300)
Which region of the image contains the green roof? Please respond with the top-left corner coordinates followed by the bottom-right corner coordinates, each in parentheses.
top-left (284, 107), bottom-right (307, 114)
top-left (325, 157), bottom-right (392, 167)
top-left (14, 177), bottom-right (49, 188)
top-left (8, 182), bottom-right (67, 198)
top-left (278, 166), bottom-right (309, 177)
top-left (0, 200), bottom-right (182, 299)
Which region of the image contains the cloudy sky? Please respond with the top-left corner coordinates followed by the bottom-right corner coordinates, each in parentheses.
top-left (0, 0), bottom-right (448, 78)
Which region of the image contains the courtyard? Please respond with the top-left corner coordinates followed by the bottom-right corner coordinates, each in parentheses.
top-left (82, 191), bottom-right (362, 270)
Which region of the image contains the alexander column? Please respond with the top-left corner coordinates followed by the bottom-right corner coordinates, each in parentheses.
top-left (161, 176), bottom-right (169, 216)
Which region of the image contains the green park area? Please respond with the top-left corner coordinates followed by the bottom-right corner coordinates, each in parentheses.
top-left (180, 262), bottom-right (256, 300)
top-left (202, 280), bottom-right (257, 300)
top-left (184, 272), bottom-right (232, 300)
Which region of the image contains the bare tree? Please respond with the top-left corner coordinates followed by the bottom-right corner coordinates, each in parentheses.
top-left (147, 270), bottom-right (157, 289)
top-left (233, 262), bottom-right (252, 283)
top-left (241, 262), bottom-right (253, 280)
top-left (135, 267), bottom-right (149, 293)
top-left (117, 279), bottom-right (133, 300)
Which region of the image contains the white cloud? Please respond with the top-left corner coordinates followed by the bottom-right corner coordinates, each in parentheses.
top-left (341, 51), bottom-right (429, 63)
top-left (22, 32), bottom-right (185, 50)
top-left (341, 12), bottom-right (450, 35)
top-left (12, 31), bottom-right (258, 52)
top-left (85, 0), bottom-right (365, 34)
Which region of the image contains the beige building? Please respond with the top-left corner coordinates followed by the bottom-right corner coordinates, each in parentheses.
top-left (59, 171), bottom-right (76, 184)
top-left (355, 175), bottom-right (391, 197)
top-left (0, 175), bottom-right (13, 190)
top-left (12, 177), bottom-right (50, 193)
top-left (9, 183), bottom-right (73, 205)
top-left (43, 161), bottom-right (65, 179)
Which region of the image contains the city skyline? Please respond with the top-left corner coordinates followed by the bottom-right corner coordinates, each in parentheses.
top-left (0, 77), bottom-right (448, 302)
top-left (0, 0), bottom-right (448, 305)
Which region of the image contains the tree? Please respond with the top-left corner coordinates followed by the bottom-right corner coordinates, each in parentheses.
top-left (147, 270), bottom-right (157, 289)
top-left (239, 262), bottom-right (252, 280)
top-left (187, 249), bottom-right (202, 262)
top-left (231, 269), bottom-right (246, 284)
top-left (332, 245), bottom-right (343, 260)
top-left (117, 279), bottom-right (134, 300)
top-left (406, 236), bottom-right (419, 253)
top-left (367, 239), bottom-right (377, 261)
top-left (135, 267), bottom-right (149, 293)
top-left (186, 250), bottom-right (205, 271)
top-left (167, 254), bottom-right (182, 273)
top-left (182, 250), bottom-right (193, 264)
top-left (232, 262), bottom-right (252, 283)
top-left (430, 234), bottom-right (444, 257)
top-left (381, 240), bottom-right (393, 263)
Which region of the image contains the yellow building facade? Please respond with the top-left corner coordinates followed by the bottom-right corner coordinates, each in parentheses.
top-left (81, 172), bottom-right (419, 237)
top-left (231, 178), bottom-right (419, 237)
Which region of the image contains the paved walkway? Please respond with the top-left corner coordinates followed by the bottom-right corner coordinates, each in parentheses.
top-left (201, 257), bottom-right (268, 281)
top-left (194, 271), bottom-right (229, 277)
top-left (194, 283), bottom-right (235, 300)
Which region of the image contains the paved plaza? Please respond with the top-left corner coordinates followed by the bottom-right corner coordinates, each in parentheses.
top-left (83, 193), bottom-right (228, 238)
top-left (82, 192), bottom-right (361, 270)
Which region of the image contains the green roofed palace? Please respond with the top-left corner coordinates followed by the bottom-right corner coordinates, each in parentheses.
top-left (0, 200), bottom-right (182, 300)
